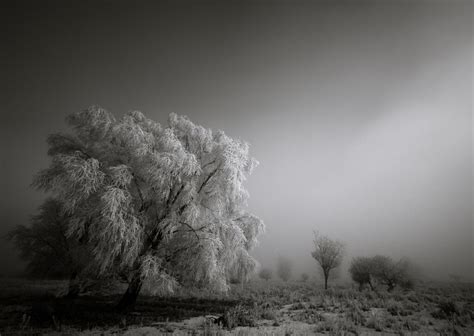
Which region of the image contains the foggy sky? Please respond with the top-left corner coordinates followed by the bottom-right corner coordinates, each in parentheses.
top-left (1, 1), bottom-right (472, 280)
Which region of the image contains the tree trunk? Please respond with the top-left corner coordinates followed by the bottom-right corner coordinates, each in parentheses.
top-left (116, 272), bottom-right (143, 312)
top-left (65, 271), bottom-right (80, 299)
top-left (324, 272), bottom-right (329, 290)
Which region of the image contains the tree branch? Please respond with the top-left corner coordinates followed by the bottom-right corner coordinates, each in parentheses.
top-left (179, 222), bottom-right (200, 241)
top-left (197, 166), bottom-right (219, 194)
top-left (201, 159), bottom-right (216, 170)
top-left (169, 183), bottom-right (185, 207)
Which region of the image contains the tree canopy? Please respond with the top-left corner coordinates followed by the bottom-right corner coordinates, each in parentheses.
top-left (33, 106), bottom-right (264, 308)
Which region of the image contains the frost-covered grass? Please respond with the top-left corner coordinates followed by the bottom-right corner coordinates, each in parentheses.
top-left (1, 278), bottom-right (473, 335)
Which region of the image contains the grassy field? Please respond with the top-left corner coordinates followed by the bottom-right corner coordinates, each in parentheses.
top-left (0, 278), bottom-right (473, 335)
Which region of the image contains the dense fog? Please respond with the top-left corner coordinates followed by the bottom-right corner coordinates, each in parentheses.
top-left (1, 1), bottom-right (472, 282)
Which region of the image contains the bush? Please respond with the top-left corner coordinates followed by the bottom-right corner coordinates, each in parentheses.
top-left (218, 304), bottom-right (258, 329)
top-left (277, 257), bottom-right (293, 282)
top-left (349, 257), bottom-right (374, 290)
top-left (261, 308), bottom-right (277, 320)
top-left (402, 317), bottom-right (421, 331)
top-left (400, 277), bottom-right (415, 291)
top-left (438, 300), bottom-right (461, 317)
top-left (258, 268), bottom-right (273, 281)
top-left (346, 301), bottom-right (365, 325)
top-left (387, 300), bottom-right (404, 316)
top-left (314, 316), bottom-right (357, 335)
top-left (349, 255), bottom-right (417, 292)
top-left (289, 302), bottom-right (307, 310)
top-left (293, 309), bottom-right (324, 324)
top-left (365, 312), bottom-right (384, 331)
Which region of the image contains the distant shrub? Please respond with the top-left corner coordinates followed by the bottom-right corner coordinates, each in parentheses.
top-left (259, 268), bottom-right (273, 281)
top-left (293, 309), bottom-right (324, 324)
top-left (301, 273), bottom-right (309, 282)
top-left (386, 299), bottom-right (413, 317)
top-left (314, 316), bottom-right (357, 335)
top-left (432, 298), bottom-right (465, 335)
top-left (261, 308), bottom-right (277, 320)
top-left (349, 255), bottom-right (417, 292)
top-left (289, 301), bottom-right (306, 310)
top-left (346, 301), bottom-right (365, 325)
top-left (277, 257), bottom-right (293, 282)
top-left (402, 317), bottom-right (421, 331)
top-left (218, 304), bottom-right (258, 329)
top-left (314, 319), bottom-right (333, 333)
top-left (399, 277), bottom-right (415, 291)
top-left (384, 315), bottom-right (397, 329)
top-left (349, 257), bottom-right (375, 291)
top-left (364, 289), bottom-right (378, 301)
top-left (228, 277), bottom-right (241, 285)
top-left (365, 311), bottom-right (384, 331)
top-left (438, 300), bottom-right (461, 317)
top-left (21, 302), bottom-right (59, 330)
top-left (431, 308), bottom-right (448, 320)
top-left (203, 317), bottom-right (226, 335)
top-left (369, 255), bottom-right (400, 291)
top-left (406, 292), bottom-right (420, 303)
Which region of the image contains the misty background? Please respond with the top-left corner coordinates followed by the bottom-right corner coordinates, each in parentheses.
top-left (1, 1), bottom-right (472, 281)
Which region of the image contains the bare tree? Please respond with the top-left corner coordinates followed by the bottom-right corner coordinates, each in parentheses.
top-left (311, 231), bottom-right (344, 289)
top-left (32, 106), bottom-right (264, 310)
top-left (277, 256), bottom-right (293, 282)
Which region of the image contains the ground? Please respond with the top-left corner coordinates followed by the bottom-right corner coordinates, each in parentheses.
top-left (0, 277), bottom-right (473, 335)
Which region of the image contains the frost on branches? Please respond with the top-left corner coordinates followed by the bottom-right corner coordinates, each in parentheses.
top-left (33, 106), bottom-right (264, 309)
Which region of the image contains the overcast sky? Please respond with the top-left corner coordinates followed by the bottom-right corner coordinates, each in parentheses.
top-left (1, 1), bottom-right (472, 280)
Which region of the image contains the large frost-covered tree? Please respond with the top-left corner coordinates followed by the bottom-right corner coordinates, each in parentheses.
top-left (33, 106), bottom-right (264, 310)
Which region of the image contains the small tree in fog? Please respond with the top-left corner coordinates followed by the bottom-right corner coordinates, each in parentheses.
top-left (370, 255), bottom-right (404, 291)
top-left (311, 231), bottom-right (344, 289)
top-left (396, 257), bottom-right (417, 290)
top-left (301, 273), bottom-right (309, 282)
top-left (259, 268), bottom-right (273, 281)
top-left (349, 257), bottom-right (374, 291)
top-left (350, 255), bottom-right (416, 291)
top-left (32, 106), bottom-right (264, 310)
top-left (277, 256), bottom-right (293, 282)
top-left (370, 255), bottom-right (415, 291)
top-left (7, 198), bottom-right (89, 297)
top-left (449, 274), bottom-right (462, 283)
